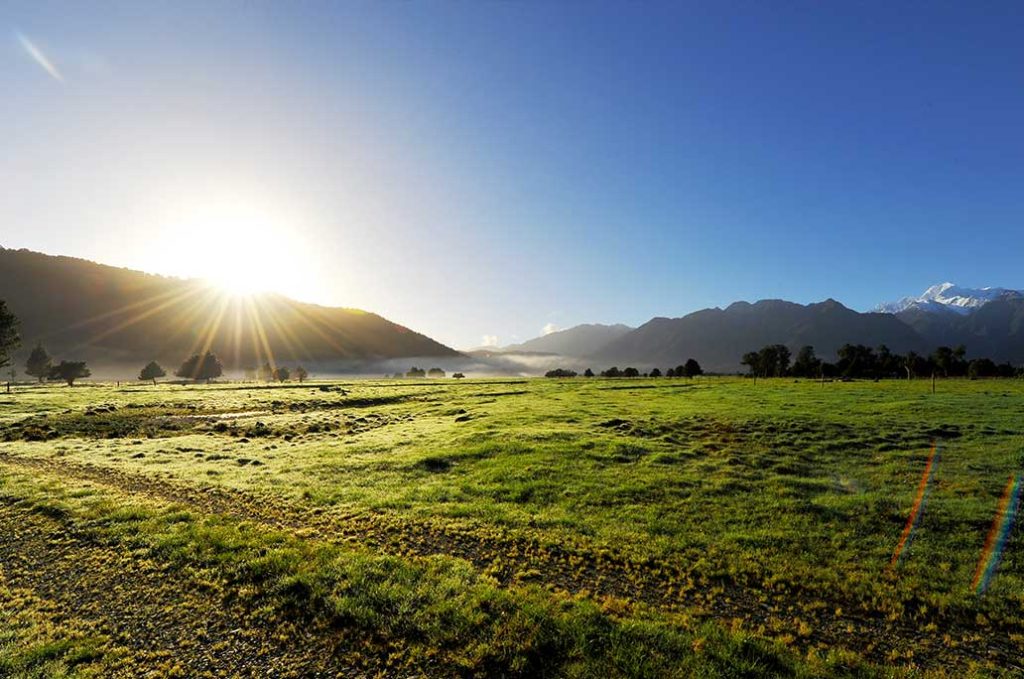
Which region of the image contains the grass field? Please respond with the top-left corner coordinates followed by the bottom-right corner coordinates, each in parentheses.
top-left (1, 376), bottom-right (1022, 677)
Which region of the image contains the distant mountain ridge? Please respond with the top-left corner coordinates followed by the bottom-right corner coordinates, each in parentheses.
top-left (593, 299), bottom-right (926, 372)
top-left (501, 284), bottom-right (1024, 373)
top-left (0, 247), bottom-right (459, 376)
top-left (498, 324), bottom-right (633, 356)
top-left (875, 283), bottom-right (1023, 315)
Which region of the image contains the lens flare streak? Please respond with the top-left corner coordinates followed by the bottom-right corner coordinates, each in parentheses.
top-left (17, 32), bottom-right (64, 82)
top-left (972, 474), bottom-right (1022, 596)
top-left (890, 443), bottom-right (940, 568)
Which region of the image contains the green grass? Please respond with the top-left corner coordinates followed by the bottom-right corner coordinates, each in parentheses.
top-left (1, 376), bottom-right (1022, 675)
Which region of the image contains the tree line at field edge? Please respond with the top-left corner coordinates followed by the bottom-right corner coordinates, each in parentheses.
top-left (741, 343), bottom-right (1023, 380)
top-left (545, 360), bottom-right (704, 379)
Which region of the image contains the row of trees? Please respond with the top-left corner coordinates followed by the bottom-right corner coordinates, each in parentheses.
top-left (25, 344), bottom-right (91, 385)
top-left (392, 367), bottom-right (456, 378)
top-left (741, 344), bottom-right (1024, 380)
top-left (15, 340), bottom-right (309, 387)
top-left (544, 360), bottom-right (704, 379)
top-left (2, 308), bottom-right (93, 386)
top-left (242, 362), bottom-right (309, 383)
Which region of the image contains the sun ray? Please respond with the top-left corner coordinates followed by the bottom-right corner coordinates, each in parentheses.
top-left (188, 292), bottom-right (232, 362)
top-left (244, 296), bottom-right (277, 373)
top-left (153, 287), bottom-right (226, 359)
top-left (251, 296), bottom-right (315, 365)
top-left (285, 303), bottom-right (350, 357)
top-left (70, 284), bottom-right (208, 352)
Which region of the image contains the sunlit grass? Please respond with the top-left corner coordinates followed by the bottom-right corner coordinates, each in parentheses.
top-left (1, 376), bottom-right (1022, 675)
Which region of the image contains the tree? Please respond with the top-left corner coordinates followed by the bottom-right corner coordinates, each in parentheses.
top-left (583, 368), bottom-right (594, 378)
top-left (903, 351), bottom-right (932, 380)
top-left (665, 367), bottom-right (675, 378)
top-left (452, 372), bottom-right (466, 379)
top-left (295, 366), bottom-right (309, 383)
top-left (544, 368), bottom-right (577, 378)
top-left (836, 344), bottom-right (876, 378)
top-left (427, 367), bottom-right (446, 378)
top-left (931, 345), bottom-right (968, 378)
top-left (683, 358), bottom-right (703, 378)
top-left (791, 346), bottom-right (821, 378)
top-left (139, 361), bottom-right (166, 385)
top-left (406, 367), bottom-right (426, 378)
top-left (0, 300), bottom-right (19, 370)
top-left (760, 345), bottom-right (791, 377)
top-left (258, 362), bottom-right (274, 382)
top-left (25, 343), bottom-right (52, 383)
top-left (50, 360), bottom-right (90, 386)
top-left (968, 358), bottom-right (998, 379)
top-left (741, 352), bottom-right (762, 378)
top-left (272, 366), bottom-right (290, 382)
top-left (876, 345), bottom-right (902, 378)
top-left (601, 366), bottom-right (621, 378)
top-left (649, 367), bottom-right (662, 377)
top-left (622, 367), bottom-right (640, 378)
top-left (176, 351), bottom-right (223, 383)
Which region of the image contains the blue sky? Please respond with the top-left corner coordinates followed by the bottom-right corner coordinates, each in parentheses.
top-left (4, 2), bottom-right (1024, 349)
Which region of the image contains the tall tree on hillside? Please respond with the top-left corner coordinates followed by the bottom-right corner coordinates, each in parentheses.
top-left (295, 366), bottom-right (308, 383)
top-left (50, 360), bottom-right (90, 386)
top-left (683, 358), bottom-right (703, 378)
top-left (176, 351), bottom-right (223, 383)
top-left (272, 366), bottom-right (290, 382)
top-left (0, 300), bottom-right (19, 370)
top-left (25, 343), bottom-right (52, 383)
top-left (139, 361), bottom-right (167, 385)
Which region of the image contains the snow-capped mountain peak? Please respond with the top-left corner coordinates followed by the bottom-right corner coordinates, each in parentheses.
top-left (875, 283), bottom-right (1022, 315)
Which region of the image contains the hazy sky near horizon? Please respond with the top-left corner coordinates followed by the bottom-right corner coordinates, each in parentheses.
top-left (4, 2), bottom-right (1024, 349)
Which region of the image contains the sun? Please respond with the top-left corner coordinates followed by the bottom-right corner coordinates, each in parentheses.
top-left (158, 200), bottom-right (319, 301)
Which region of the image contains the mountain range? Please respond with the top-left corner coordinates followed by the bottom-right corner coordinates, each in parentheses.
top-left (1, 247), bottom-right (1022, 377)
top-left (496, 284), bottom-right (1024, 373)
top-left (874, 283), bottom-right (1023, 315)
top-left (0, 247), bottom-right (458, 377)
top-left (492, 324), bottom-right (634, 356)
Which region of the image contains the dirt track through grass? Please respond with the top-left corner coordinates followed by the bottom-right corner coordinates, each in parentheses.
top-left (0, 500), bottom-right (358, 678)
top-left (2, 451), bottom-right (1017, 672)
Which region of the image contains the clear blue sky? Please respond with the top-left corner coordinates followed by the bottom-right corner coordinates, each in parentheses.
top-left (4, 2), bottom-right (1024, 349)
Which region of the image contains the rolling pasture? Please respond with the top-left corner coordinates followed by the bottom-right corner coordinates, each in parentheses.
top-left (1, 377), bottom-right (1022, 677)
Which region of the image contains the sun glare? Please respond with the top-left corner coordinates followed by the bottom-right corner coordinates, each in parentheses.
top-left (158, 201), bottom-right (319, 301)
